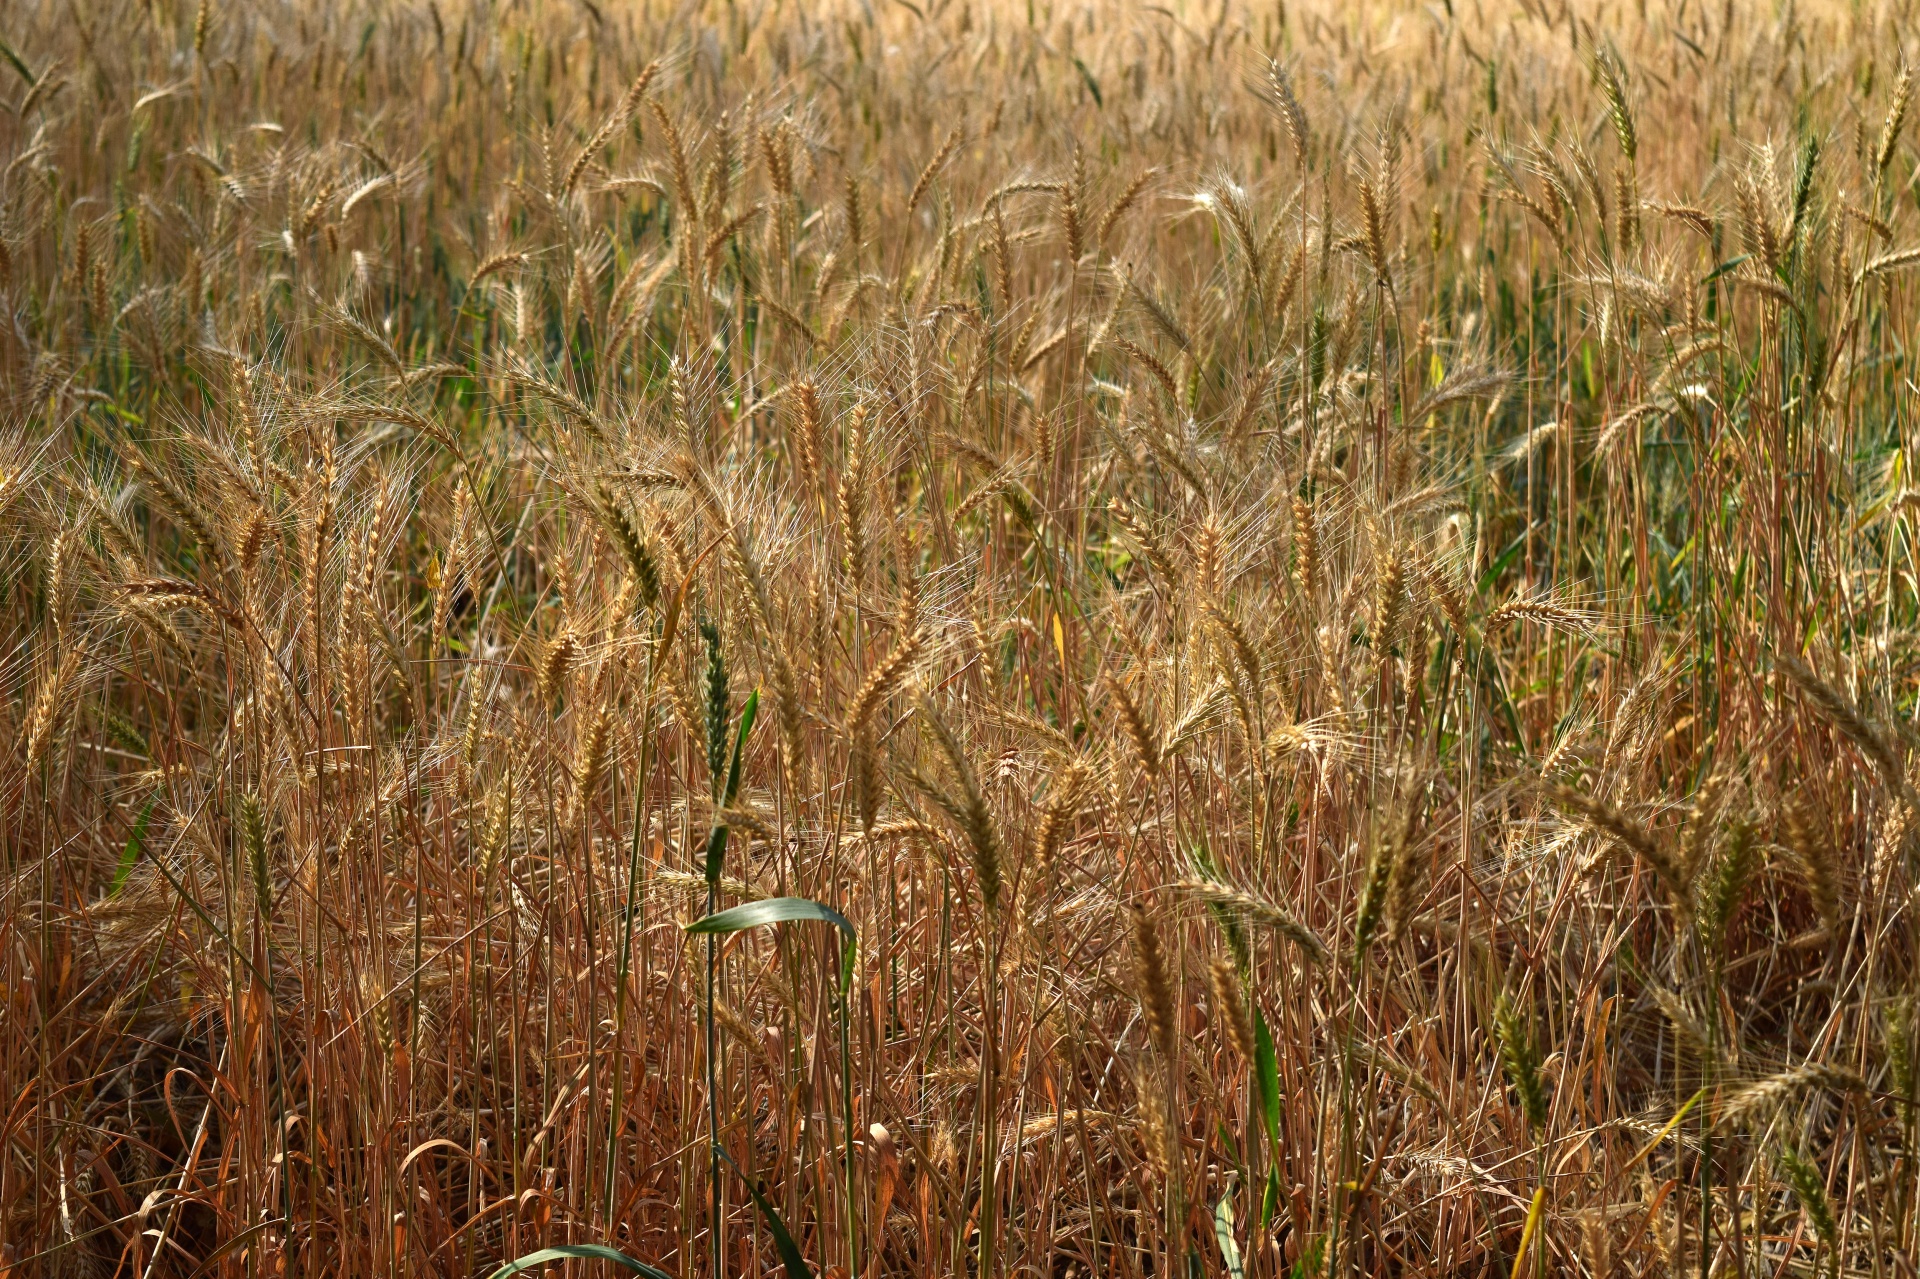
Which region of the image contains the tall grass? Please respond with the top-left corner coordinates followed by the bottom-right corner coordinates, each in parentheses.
top-left (3, 0), bottom-right (1920, 1275)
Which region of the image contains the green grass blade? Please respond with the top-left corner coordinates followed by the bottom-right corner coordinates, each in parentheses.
top-left (1253, 1006), bottom-right (1281, 1151)
top-left (685, 895), bottom-right (855, 940)
top-left (722, 688), bottom-right (760, 807)
top-left (1213, 1195), bottom-right (1244, 1279)
top-left (715, 1145), bottom-right (812, 1279)
top-left (483, 1244), bottom-right (674, 1279)
top-left (112, 796), bottom-right (158, 897)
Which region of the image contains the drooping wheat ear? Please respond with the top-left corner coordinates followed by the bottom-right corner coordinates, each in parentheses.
top-left (1546, 784), bottom-right (1689, 908)
top-left (1265, 59), bottom-right (1310, 167)
top-left (1492, 993), bottom-right (1549, 1134)
top-left (1418, 554), bottom-right (1469, 639)
top-left (564, 60), bottom-right (659, 197)
top-left (1109, 678), bottom-right (1160, 782)
top-left (122, 446), bottom-right (225, 564)
top-left (1719, 1062), bottom-right (1867, 1129)
top-left (840, 403), bottom-right (870, 587)
top-left (1775, 1145), bottom-right (1840, 1266)
top-left (849, 628), bottom-right (928, 733)
top-left (1776, 654), bottom-right (1909, 798)
top-left (242, 791), bottom-right (271, 920)
top-left (1204, 600), bottom-right (1263, 706)
top-left (1485, 591), bottom-right (1600, 639)
top-left (1175, 878), bottom-right (1328, 965)
top-left (1784, 794), bottom-right (1842, 938)
top-left (792, 380), bottom-right (823, 492)
top-left (1099, 167), bottom-right (1156, 247)
top-left (1648, 986), bottom-right (1716, 1060)
top-left (1878, 66), bottom-right (1913, 184)
top-left (1208, 955), bottom-right (1255, 1064)
top-left (918, 697), bottom-right (1003, 912)
top-left (1130, 898), bottom-right (1178, 1061)
top-left (1291, 496), bottom-right (1318, 603)
top-left (537, 629), bottom-right (578, 708)
top-left (594, 484), bottom-right (660, 611)
top-left (1107, 497), bottom-right (1175, 590)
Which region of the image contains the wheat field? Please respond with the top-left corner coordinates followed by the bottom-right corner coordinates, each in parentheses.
top-left (2, 0), bottom-right (1919, 1274)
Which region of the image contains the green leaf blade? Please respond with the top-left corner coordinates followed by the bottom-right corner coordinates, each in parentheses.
top-left (483, 1243), bottom-right (674, 1279)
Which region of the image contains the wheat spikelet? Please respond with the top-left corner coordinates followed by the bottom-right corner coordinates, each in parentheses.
top-left (1208, 955), bottom-right (1255, 1064)
top-left (1878, 66), bottom-right (1914, 182)
top-left (537, 630), bottom-right (579, 707)
top-left (1358, 179), bottom-right (1390, 288)
top-left (791, 380), bottom-right (823, 490)
top-left (840, 403), bottom-right (870, 587)
top-left (1135, 1083), bottom-right (1172, 1179)
top-left (574, 704), bottom-right (611, 804)
top-left (1291, 497), bottom-right (1318, 604)
top-left (1775, 1145), bottom-right (1840, 1261)
top-left (1129, 898), bottom-right (1177, 1061)
top-left (1370, 551), bottom-right (1405, 655)
top-left (1492, 993), bottom-right (1548, 1133)
top-left (1028, 760), bottom-right (1089, 905)
top-left (22, 644), bottom-right (84, 773)
top-left (1058, 145), bottom-right (1085, 263)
